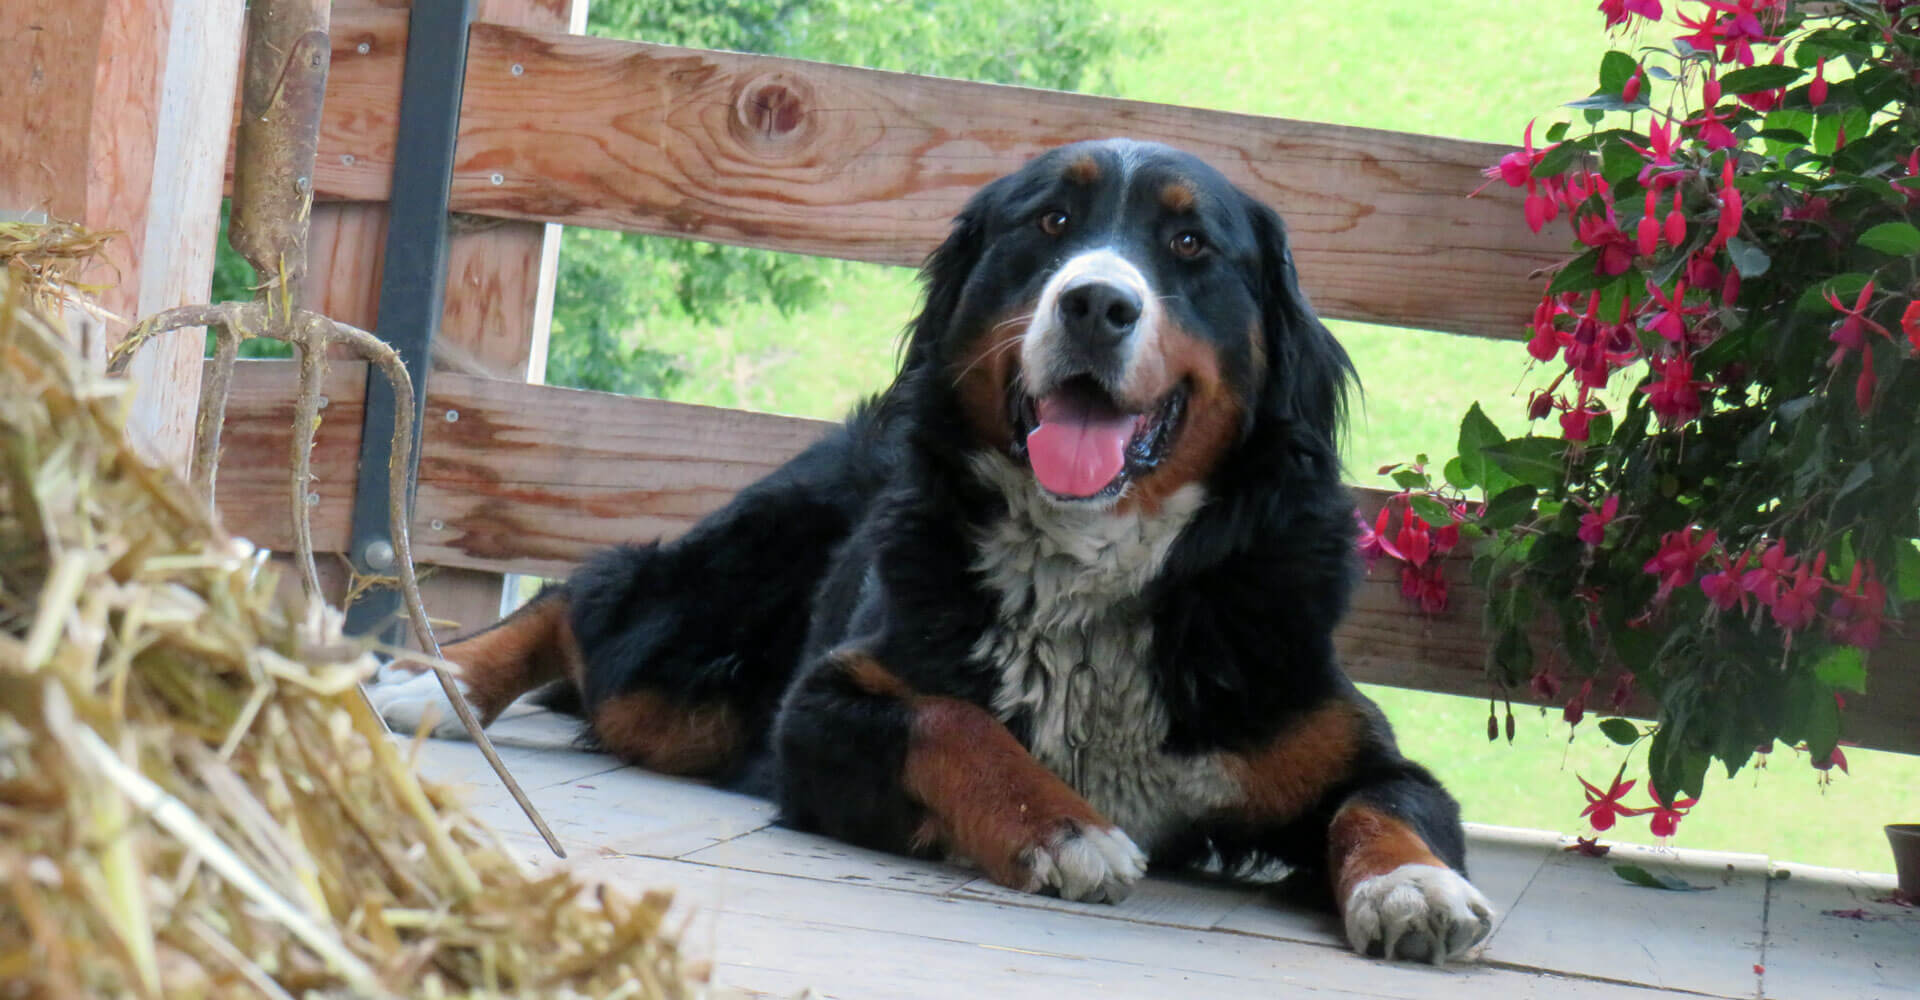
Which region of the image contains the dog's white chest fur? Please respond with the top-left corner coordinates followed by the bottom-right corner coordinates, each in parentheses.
top-left (968, 455), bottom-right (1240, 853)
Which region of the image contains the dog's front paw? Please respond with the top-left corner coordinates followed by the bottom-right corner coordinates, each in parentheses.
top-left (1344, 863), bottom-right (1495, 964)
top-left (365, 663), bottom-right (473, 740)
top-left (1021, 821), bottom-right (1146, 904)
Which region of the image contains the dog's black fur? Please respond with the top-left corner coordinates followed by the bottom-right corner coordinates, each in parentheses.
top-left (418, 139), bottom-right (1490, 961)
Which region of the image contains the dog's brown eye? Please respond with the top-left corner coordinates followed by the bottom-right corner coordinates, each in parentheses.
top-left (1039, 209), bottom-right (1070, 236)
top-left (1170, 231), bottom-right (1206, 258)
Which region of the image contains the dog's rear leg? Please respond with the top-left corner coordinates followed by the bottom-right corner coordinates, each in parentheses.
top-left (369, 585), bottom-right (582, 736)
top-left (776, 650), bottom-right (1146, 903)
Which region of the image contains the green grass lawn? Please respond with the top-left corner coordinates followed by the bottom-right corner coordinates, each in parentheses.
top-left (616, 1), bottom-right (1920, 871)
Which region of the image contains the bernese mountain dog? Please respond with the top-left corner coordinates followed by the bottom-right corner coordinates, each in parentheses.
top-left (371, 138), bottom-right (1496, 963)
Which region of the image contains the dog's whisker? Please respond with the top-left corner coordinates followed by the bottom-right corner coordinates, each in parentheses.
top-left (950, 330), bottom-right (1029, 388)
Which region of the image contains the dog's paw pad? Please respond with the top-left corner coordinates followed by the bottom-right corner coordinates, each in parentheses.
top-left (1025, 823), bottom-right (1147, 904)
top-left (366, 668), bottom-right (473, 740)
top-left (1344, 863), bottom-right (1495, 964)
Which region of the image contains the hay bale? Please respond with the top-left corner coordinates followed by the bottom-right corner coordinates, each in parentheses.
top-left (0, 278), bottom-right (699, 998)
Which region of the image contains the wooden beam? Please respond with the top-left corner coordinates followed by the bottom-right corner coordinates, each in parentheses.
top-left (283, 9), bottom-right (1561, 343)
top-left (3, 0), bottom-right (239, 472)
top-left (304, 0), bottom-right (580, 636)
top-left (217, 360), bottom-right (1920, 755)
top-left (127, 0), bottom-right (245, 469)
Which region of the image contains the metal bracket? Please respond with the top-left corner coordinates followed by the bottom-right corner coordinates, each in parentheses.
top-left (343, 0), bottom-right (477, 642)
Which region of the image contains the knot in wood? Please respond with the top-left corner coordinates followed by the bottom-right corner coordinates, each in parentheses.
top-left (731, 74), bottom-right (812, 147)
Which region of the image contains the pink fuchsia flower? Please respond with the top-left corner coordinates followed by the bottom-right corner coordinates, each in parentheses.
top-left (1577, 211), bottom-right (1636, 276)
top-left (1400, 563), bottom-right (1448, 615)
top-left (1625, 119), bottom-right (1687, 189)
top-left (1579, 770), bottom-right (1650, 832)
top-left (1355, 506), bottom-right (1403, 571)
top-left (1812, 744), bottom-right (1850, 775)
top-left (1599, 0), bottom-right (1663, 28)
top-left (1608, 672), bottom-right (1637, 713)
top-left (1642, 354), bottom-right (1707, 426)
top-left (1903, 301), bottom-right (1920, 353)
top-left (1644, 278), bottom-right (1694, 343)
top-left (1579, 495), bottom-right (1620, 546)
top-left (1700, 550), bottom-right (1752, 611)
top-left (1646, 790), bottom-right (1698, 838)
top-left (1709, 158), bottom-right (1744, 250)
top-left (1664, 189), bottom-right (1687, 248)
top-left (1826, 279), bottom-right (1890, 358)
top-left (1769, 551), bottom-right (1828, 633)
top-left (1741, 541), bottom-right (1796, 607)
top-left (1644, 526), bottom-right (1717, 593)
top-left (1563, 678), bottom-right (1595, 725)
top-left (1828, 562), bottom-right (1888, 649)
top-left (1395, 510), bottom-right (1433, 568)
top-left (1530, 669), bottom-right (1563, 701)
top-left (1683, 0), bottom-right (1783, 66)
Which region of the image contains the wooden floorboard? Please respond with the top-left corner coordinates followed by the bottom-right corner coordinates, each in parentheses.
top-left (410, 732), bottom-right (1916, 999)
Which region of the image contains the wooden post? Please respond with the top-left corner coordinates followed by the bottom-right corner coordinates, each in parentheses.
top-left (299, 0), bottom-right (582, 631)
top-left (1, 0), bottom-right (244, 473)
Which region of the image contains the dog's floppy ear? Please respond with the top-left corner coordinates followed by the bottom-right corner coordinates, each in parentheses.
top-left (897, 176), bottom-right (1011, 376)
top-left (1247, 197), bottom-right (1355, 458)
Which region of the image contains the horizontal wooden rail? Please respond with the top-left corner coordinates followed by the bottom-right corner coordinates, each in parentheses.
top-left (289, 9), bottom-right (1565, 342)
top-left (219, 360), bottom-right (1918, 755)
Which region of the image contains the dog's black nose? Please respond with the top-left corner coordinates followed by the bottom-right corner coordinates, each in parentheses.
top-left (1057, 279), bottom-right (1142, 346)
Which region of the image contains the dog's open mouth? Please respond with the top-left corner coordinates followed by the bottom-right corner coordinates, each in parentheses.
top-left (1009, 374), bottom-right (1187, 500)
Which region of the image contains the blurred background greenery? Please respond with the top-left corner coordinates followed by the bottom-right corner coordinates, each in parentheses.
top-left (211, 0), bottom-right (1920, 870)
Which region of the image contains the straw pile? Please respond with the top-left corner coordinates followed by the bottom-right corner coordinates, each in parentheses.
top-left (0, 221), bottom-right (120, 321)
top-left (0, 280), bottom-right (698, 997)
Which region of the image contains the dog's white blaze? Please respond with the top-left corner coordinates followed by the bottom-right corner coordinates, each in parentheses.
top-left (1019, 248), bottom-right (1168, 405)
top-left (967, 452), bottom-right (1240, 854)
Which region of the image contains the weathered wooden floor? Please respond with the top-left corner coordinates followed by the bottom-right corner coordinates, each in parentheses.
top-left (410, 707), bottom-right (1918, 1000)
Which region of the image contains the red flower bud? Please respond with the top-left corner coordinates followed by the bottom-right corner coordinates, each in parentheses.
top-left (1811, 58), bottom-right (1828, 108)
top-left (1623, 69), bottom-right (1644, 104)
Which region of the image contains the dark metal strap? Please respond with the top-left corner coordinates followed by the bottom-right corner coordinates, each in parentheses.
top-left (344, 0), bottom-right (477, 641)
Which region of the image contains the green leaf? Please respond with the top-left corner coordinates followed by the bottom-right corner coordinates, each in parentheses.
top-left (1599, 50), bottom-right (1638, 95)
top-left (1599, 139), bottom-right (1643, 187)
top-left (1481, 484), bottom-right (1539, 530)
top-left (1482, 437), bottom-right (1566, 489)
top-left (1548, 250), bottom-right (1624, 296)
top-left (1719, 64), bottom-right (1804, 94)
top-left (1410, 494), bottom-right (1453, 527)
top-left (1544, 120), bottom-right (1572, 143)
top-left (1796, 273), bottom-right (1872, 313)
top-left (1392, 469), bottom-right (1431, 490)
top-left (1897, 544), bottom-right (1920, 604)
top-left (1443, 456), bottom-right (1470, 491)
top-left (1565, 94), bottom-right (1647, 113)
top-left (1834, 460), bottom-right (1873, 504)
top-left (1457, 403), bottom-right (1508, 492)
top-left (1613, 864), bottom-right (1712, 892)
top-left (1813, 109), bottom-right (1872, 156)
top-left (1814, 646), bottom-right (1867, 695)
top-left (1723, 236), bottom-right (1771, 278)
top-left (1599, 718), bottom-right (1642, 746)
top-left (1859, 221), bottom-right (1920, 256)
top-left (1533, 140), bottom-right (1580, 179)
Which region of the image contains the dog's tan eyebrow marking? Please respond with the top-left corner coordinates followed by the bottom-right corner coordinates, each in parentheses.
top-left (1064, 155), bottom-right (1101, 185)
top-left (1159, 180), bottom-right (1198, 213)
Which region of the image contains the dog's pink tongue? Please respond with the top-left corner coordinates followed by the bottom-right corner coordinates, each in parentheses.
top-left (1026, 392), bottom-right (1135, 497)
